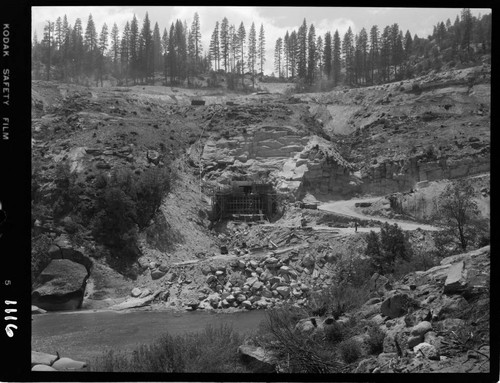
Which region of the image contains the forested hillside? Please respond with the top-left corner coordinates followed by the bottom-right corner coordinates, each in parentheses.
top-left (31, 9), bottom-right (491, 90)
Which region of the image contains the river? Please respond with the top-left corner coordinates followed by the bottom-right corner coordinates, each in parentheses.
top-left (32, 309), bottom-right (268, 364)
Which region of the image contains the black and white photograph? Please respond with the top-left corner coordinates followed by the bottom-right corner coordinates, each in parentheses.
top-left (2, 4), bottom-right (496, 380)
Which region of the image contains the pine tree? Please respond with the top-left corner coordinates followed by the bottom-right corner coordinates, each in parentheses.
top-left (332, 30), bottom-right (341, 86)
top-left (461, 8), bottom-right (473, 57)
top-left (316, 35), bottom-right (323, 80)
top-left (358, 28), bottom-right (368, 84)
top-left (379, 25), bottom-right (391, 82)
top-left (342, 27), bottom-right (354, 85)
top-left (129, 15), bottom-right (139, 83)
top-left (369, 25), bottom-right (379, 84)
top-left (220, 17), bottom-right (230, 72)
top-left (237, 22), bottom-right (246, 85)
top-left (209, 21), bottom-right (220, 71)
top-left (289, 30), bottom-right (298, 79)
top-left (191, 12), bottom-right (202, 73)
top-left (97, 23), bottom-right (108, 86)
top-left (283, 31), bottom-right (290, 78)
top-left (229, 24), bottom-right (237, 73)
top-left (167, 23), bottom-right (176, 83)
top-left (140, 13), bottom-right (153, 83)
top-left (237, 22), bottom-right (246, 75)
top-left (120, 21), bottom-right (130, 84)
top-left (84, 14), bottom-right (98, 79)
top-left (174, 20), bottom-right (187, 81)
top-left (110, 23), bottom-right (120, 75)
top-left (248, 22), bottom-right (257, 87)
top-left (161, 28), bottom-right (168, 84)
top-left (404, 30), bottom-right (413, 59)
top-left (152, 22), bottom-right (162, 82)
top-left (390, 24), bottom-right (403, 79)
top-left (61, 15), bottom-right (70, 80)
top-left (297, 19), bottom-right (307, 79)
top-left (274, 37), bottom-right (283, 77)
top-left (323, 31), bottom-right (332, 80)
top-left (258, 23), bottom-right (266, 74)
top-left (42, 20), bottom-right (54, 80)
top-left (55, 16), bottom-right (63, 50)
top-left (71, 18), bottom-right (84, 81)
top-left (307, 24), bottom-right (316, 85)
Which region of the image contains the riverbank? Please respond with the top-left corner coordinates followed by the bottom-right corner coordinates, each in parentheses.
top-left (32, 308), bottom-right (268, 365)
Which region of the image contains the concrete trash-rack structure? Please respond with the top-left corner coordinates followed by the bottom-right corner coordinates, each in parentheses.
top-left (211, 181), bottom-right (278, 222)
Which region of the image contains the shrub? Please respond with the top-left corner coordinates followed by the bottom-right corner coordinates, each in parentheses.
top-left (307, 283), bottom-right (369, 320)
top-left (91, 324), bottom-right (248, 372)
top-left (90, 166), bottom-right (173, 262)
top-left (338, 338), bottom-right (362, 364)
top-left (366, 223), bottom-right (412, 275)
top-left (433, 181), bottom-right (482, 251)
top-left (260, 307), bottom-right (341, 373)
top-left (393, 249), bottom-right (439, 278)
top-left (366, 323), bottom-right (385, 354)
top-left (324, 321), bottom-right (345, 345)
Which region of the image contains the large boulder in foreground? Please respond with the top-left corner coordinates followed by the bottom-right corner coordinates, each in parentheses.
top-left (238, 345), bottom-right (277, 373)
top-left (32, 259), bottom-right (89, 311)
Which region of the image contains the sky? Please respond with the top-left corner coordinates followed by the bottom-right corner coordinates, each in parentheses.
top-left (32, 6), bottom-right (491, 75)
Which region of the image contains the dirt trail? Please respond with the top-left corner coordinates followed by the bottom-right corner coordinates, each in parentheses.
top-left (318, 197), bottom-right (440, 231)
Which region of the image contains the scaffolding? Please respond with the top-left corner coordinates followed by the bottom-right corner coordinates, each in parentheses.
top-left (211, 182), bottom-right (278, 222)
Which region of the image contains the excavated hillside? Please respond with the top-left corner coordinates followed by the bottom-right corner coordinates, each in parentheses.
top-left (31, 65), bottom-right (490, 312)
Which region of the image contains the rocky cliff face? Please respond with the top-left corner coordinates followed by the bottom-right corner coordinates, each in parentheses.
top-left (197, 65), bottom-right (490, 199)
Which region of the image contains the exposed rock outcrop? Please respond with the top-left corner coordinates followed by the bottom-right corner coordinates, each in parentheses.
top-left (32, 259), bottom-right (90, 311)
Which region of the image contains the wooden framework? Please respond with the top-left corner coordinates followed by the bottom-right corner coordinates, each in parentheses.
top-left (211, 182), bottom-right (277, 221)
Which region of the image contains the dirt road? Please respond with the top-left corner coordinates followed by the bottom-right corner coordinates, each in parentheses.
top-left (318, 197), bottom-right (440, 231)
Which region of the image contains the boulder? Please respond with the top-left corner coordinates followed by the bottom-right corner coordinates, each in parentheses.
top-left (186, 300), bottom-right (199, 310)
top-left (52, 357), bottom-right (87, 371)
top-left (108, 290), bottom-right (161, 310)
top-left (443, 261), bottom-right (466, 294)
top-left (295, 317), bottom-right (319, 334)
top-left (236, 294), bottom-right (247, 303)
top-left (31, 351), bottom-right (57, 367)
top-left (242, 300), bottom-right (253, 309)
top-left (324, 253), bottom-right (336, 263)
top-left (252, 281), bottom-right (264, 291)
top-left (410, 321), bottom-right (432, 337)
top-left (369, 273), bottom-right (390, 293)
top-left (131, 288), bottom-right (142, 297)
top-left (380, 294), bottom-right (410, 319)
top-left (208, 293), bottom-right (221, 307)
top-left (238, 345), bottom-right (276, 372)
top-left (278, 265), bottom-right (291, 275)
top-left (259, 269), bottom-right (273, 282)
top-left (265, 256), bottom-right (279, 264)
top-left (158, 263), bottom-right (170, 273)
top-left (147, 150), bottom-right (161, 165)
top-left (166, 272), bottom-right (178, 282)
top-left (414, 342), bottom-right (439, 360)
top-left (276, 286), bottom-right (290, 298)
top-left (437, 295), bottom-right (469, 319)
top-left (32, 364), bottom-right (58, 371)
top-left (407, 335), bottom-right (424, 349)
top-left (151, 269), bottom-right (166, 280)
top-left (31, 305), bottom-right (47, 315)
top-left (302, 253), bottom-right (315, 268)
top-left (32, 259), bottom-right (89, 311)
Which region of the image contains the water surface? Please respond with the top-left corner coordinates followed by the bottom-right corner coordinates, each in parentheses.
top-left (32, 309), bottom-right (268, 363)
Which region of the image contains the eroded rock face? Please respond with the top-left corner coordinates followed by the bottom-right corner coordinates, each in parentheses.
top-left (32, 259), bottom-right (89, 311)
